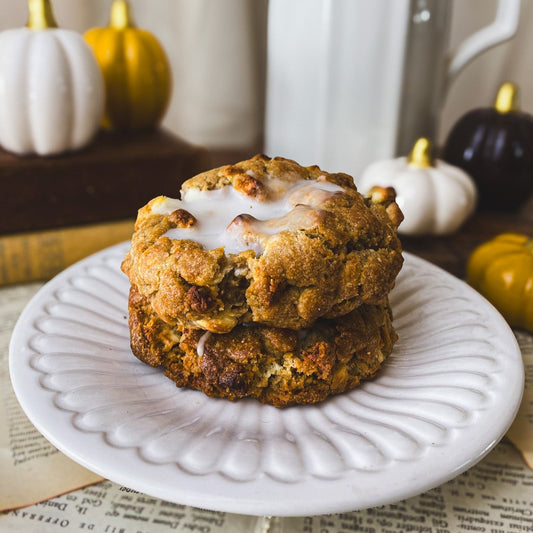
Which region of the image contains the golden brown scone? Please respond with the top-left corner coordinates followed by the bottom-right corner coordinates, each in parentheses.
top-left (128, 286), bottom-right (397, 407)
top-left (121, 154), bottom-right (403, 333)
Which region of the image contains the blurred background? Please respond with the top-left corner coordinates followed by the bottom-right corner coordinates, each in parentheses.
top-left (0, 0), bottom-right (268, 152)
top-left (1, 0), bottom-right (532, 157)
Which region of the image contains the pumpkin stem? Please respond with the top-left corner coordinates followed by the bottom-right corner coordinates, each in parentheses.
top-left (407, 138), bottom-right (434, 168)
top-left (494, 82), bottom-right (519, 113)
top-left (27, 0), bottom-right (58, 30)
top-left (110, 0), bottom-right (135, 29)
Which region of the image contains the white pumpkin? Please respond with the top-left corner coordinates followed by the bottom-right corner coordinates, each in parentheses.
top-left (358, 138), bottom-right (477, 235)
top-left (0, 0), bottom-right (104, 156)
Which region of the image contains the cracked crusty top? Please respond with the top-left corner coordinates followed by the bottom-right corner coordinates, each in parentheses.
top-left (121, 154), bottom-right (404, 333)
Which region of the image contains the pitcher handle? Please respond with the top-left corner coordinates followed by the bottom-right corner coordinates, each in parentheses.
top-left (445, 0), bottom-right (521, 91)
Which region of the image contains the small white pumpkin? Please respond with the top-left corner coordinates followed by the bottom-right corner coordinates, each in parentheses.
top-left (0, 0), bottom-right (104, 156)
top-left (358, 138), bottom-right (477, 235)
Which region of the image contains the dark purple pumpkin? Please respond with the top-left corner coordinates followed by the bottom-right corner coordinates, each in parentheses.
top-left (442, 82), bottom-right (533, 211)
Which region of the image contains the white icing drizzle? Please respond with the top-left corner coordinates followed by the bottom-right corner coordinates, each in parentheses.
top-left (152, 178), bottom-right (344, 255)
top-left (197, 331), bottom-right (211, 357)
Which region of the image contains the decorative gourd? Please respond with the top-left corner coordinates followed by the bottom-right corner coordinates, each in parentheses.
top-left (84, 0), bottom-right (172, 131)
top-left (0, 0), bottom-right (104, 156)
top-left (358, 138), bottom-right (477, 236)
top-left (443, 82), bottom-right (533, 211)
top-left (467, 233), bottom-right (533, 332)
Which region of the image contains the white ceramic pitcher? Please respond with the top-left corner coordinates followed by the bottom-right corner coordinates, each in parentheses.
top-left (264, 0), bottom-right (521, 177)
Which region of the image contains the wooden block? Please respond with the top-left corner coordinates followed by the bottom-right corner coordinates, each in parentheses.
top-left (0, 129), bottom-right (210, 234)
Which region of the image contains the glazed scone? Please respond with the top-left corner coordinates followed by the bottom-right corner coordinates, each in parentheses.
top-left (128, 286), bottom-right (397, 407)
top-left (121, 155), bottom-right (403, 333)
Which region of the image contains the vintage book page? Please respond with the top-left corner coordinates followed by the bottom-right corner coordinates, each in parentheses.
top-left (0, 283), bottom-right (103, 512)
top-left (507, 330), bottom-right (533, 469)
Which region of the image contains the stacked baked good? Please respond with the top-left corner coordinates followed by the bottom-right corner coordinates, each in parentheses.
top-left (122, 154), bottom-right (403, 407)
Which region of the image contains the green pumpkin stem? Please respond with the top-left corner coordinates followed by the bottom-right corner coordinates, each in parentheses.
top-left (494, 82), bottom-right (519, 114)
top-left (407, 138), bottom-right (434, 168)
top-left (27, 0), bottom-right (58, 30)
top-left (110, 0), bottom-right (135, 29)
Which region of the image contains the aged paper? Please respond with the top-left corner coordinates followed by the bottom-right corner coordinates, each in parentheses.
top-left (0, 481), bottom-right (268, 532)
top-left (507, 329), bottom-right (533, 469)
top-left (0, 219), bottom-right (134, 285)
top-left (271, 441), bottom-right (533, 533)
top-left (0, 440), bottom-right (531, 532)
top-left (1, 283), bottom-right (103, 512)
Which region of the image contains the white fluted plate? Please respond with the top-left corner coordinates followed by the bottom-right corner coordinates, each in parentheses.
top-left (10, 243), bottom-right (524, 516)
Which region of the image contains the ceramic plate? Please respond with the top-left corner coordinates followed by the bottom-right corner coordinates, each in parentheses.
top-left (9, 243), bottom-right (524, 517)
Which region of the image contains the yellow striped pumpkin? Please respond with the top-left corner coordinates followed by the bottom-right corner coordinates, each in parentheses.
top-left (84, 0), bottom-right (172, 130)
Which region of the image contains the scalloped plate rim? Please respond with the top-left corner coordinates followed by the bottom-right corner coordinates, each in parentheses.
top-left (9, 242), bottom-right (524, 517)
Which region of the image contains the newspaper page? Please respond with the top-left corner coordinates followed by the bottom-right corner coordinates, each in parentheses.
top-left (508, 330), bottom-right (533, 469)
top-left (0, 283), bottom-right (104, 511)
